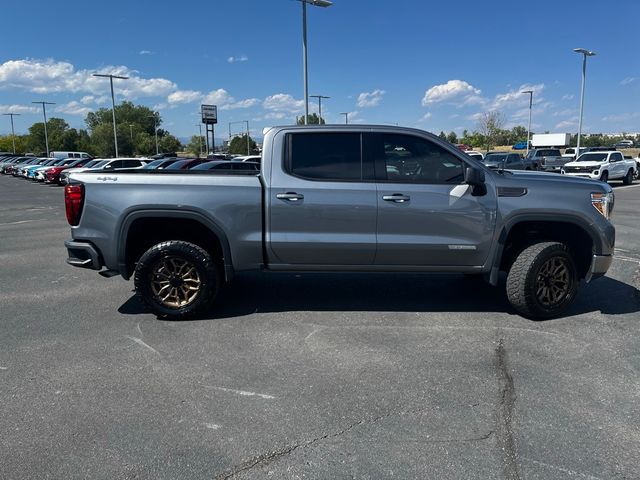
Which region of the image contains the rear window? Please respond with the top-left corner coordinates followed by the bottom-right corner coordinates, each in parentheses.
top-left (287, 133), bottom-right (362, 181)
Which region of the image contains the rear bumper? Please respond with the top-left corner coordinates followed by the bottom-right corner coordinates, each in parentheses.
top-left (585, 254), bottom-right (613, 282)
top-left (65, 239), bottom-right (103, 270)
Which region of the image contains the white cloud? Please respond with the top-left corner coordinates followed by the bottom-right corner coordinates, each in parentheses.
top-left (263, 93), bottom-right (304, 113)
top-left (0, 104), bottom-right (38, 114)
top-left (203, 88), bottom-right (234, 106)
top-left (264, 112), bottom-right (287, 120)
top-left (465, 112), bottom-right (484, 122)
top-left (227, 55), bottom-right (248, 63)
top-left (0, 59), bottom-right (176, 99)
top-left (168, 89), bottom-right (202, 104)
top-left (552, 108), bottom-right (575, 117)
top-left (418, 112), bottom-right (432, 122)
top-left (555, 118), bottom-right (578, 129)
top-left (422, 80), bottom-right (481, 106)
top-left (55, 101), bottom-right (92, 116)
top-left (602, 112), bottom-right (640, 122)
top-left (561, 94), bottom-right (574, 101)
top-left (139, 50), bottom-right (154, 55)
top-left (491, 83), bottom-right (544, 109)
top-left (221, 98), bottom-right (260, 110)
top-left (620, 77), bottom-right (636, 86)
top-left (357, 89), bottom-right (385, 108)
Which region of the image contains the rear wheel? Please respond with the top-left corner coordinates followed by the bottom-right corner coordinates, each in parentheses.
top-left (623, 169), bottom-right (634, 185)
top-left (134, 240), bottom-right (220, 319)
top-left (506, 242), bottom-right (578, 320)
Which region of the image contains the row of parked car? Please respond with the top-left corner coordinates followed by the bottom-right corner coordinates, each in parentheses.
top-left (0, 153), bottom-right (262, 185)
top-left (463, 147), bottom-right (638, 184)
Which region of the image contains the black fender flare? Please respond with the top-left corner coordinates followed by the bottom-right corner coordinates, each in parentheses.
top-left (489, 213), bottom-right (611, 285)
top-left (116, 208), bottom-right (234, 281)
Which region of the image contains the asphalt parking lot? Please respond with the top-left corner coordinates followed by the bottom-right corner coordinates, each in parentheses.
top-left (1, 176), bottom-right (639, 480)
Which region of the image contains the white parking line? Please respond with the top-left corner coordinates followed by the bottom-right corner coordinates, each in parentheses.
top-left (204, 385), bottom-right (275, 400)
top-left (614, 183), bottom-right (640, 190)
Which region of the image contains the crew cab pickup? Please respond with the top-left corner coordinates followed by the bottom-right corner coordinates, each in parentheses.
top-left (524, 148), bottom-right (565, 171)
top-left (64, 126), bottom-right (615, 320)
top-left (562, 150), bottom-right (636, 184)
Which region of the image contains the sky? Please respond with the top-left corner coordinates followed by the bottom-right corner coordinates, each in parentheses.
top-left (1, 0), bottom-right (640, 141)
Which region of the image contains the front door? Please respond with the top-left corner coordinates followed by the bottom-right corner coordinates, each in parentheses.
top-left (367, 132), bottom-right (497, 267)
top-left (268, 131), bottom-right (377, 266)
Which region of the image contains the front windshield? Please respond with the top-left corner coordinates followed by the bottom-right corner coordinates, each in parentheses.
top-left (484, 154), bottom-right (508, 162)
top-left (576, 153), bottom-right (608, 162)
top-left (143, 159), bottom-right (164, 169)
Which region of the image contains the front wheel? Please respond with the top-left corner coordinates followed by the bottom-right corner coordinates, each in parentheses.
top-left (506, 242), bottom-right (578, 320)
top-left (600, 171), bottom-right (609, 183)
top-left (134, 240), bottom-right (220, 319)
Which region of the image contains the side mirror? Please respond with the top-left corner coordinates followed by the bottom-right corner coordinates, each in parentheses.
top-left (464, 166), bottom-right (486, 196)
top-left (103, 164), bottom-right (114, 170)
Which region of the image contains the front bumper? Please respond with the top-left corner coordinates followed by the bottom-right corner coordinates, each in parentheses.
top-left (65, 239), bottom-right (103, 270)
top-left (585, 254), bottom-right (613, 282)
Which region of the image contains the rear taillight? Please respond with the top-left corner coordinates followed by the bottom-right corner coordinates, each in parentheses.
top-left (64, 184), bottom-right (84, 226)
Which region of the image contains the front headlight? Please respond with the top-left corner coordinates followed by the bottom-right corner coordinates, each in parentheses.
top-left (591, 192), bottom-right (614, 219)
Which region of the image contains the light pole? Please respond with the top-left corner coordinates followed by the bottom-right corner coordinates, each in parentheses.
top-left (32, 101), bottom-right (56, 156)
top-left (196, 124), bottom-right (204, 157)
top-left (310, 95), bottom-right (330, 124)
top-left (148, 114), bottom-right (159, 155)
top-left (129, 124), bottom-right (134, 154)
top-left (573, 48), bottom-right (596, 158)
top-left (300, 0), bottom-right (333, 125)
top-left (521, 90), bottom-right (533, 156)
top-left (93, 73), bottom-right (129, 157)
top-left (2, 113), bottom-right (20, 154)
top-left (340, 112), bottom-right (349, 124)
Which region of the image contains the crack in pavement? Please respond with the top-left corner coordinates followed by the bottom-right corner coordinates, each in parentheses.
top-left (495, 335), bottom-right (521, 480)
top-left (216, 408), bottom-right (494, 479)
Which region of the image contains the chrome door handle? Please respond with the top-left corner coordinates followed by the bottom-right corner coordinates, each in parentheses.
top-left (276, 192), bottom-right (304, 201)
top-left (382, 194), bottom-right (410, 203)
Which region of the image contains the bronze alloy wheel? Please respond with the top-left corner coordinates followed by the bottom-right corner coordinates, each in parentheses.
top-left (535, 256), bottom-right (571, 307)
top-left (150, 256), bottom-right (202, 308)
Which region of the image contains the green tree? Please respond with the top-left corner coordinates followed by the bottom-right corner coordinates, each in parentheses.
top-left (27, 118), bottom-right (73, 153)
top-left (158, 134), bottom-right (182, 154)
top-left (229, 134), bottom-right (257, 155)
top-left (86, 101), bottom-right (159, 136)
top-left (185, 135), bottom-right (205, 156)
top-left (477, 111), bottom-right (505, 152)
top-left (296, 113), bottom-right (325, 125)
top-left (0, 134), bottom-right (29, 153)
top-left (446, 131), bottom-right (458, 144)
top-left (438, 131), bottom-right (447, 140)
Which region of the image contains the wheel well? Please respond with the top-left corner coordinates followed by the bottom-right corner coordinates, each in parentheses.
top-left (500, 221), bottom-right (593, 278)
top-left (125, 217), bottom-right (225, 278)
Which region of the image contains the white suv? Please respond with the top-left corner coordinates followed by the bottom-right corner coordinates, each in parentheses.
top-left (562, 150), bottom-right (636, 184)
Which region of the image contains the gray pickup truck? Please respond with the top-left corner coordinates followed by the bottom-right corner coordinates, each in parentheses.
top-left (64, 125), bottom-right (615, 320)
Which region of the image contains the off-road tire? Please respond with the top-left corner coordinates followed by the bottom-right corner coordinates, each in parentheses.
top-left (623, 169), bottom-right (634, 185)
top-left (506, 242), bottom-right (578, 320)
top-left (600, 171), bottom-right (609, 183)
top-left (134, 240), bottom-right (220, 320)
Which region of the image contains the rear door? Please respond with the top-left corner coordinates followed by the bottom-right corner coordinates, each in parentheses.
top-left (369, 132), bottom-right (497, 267)
top-left (268, 131), bottom-right (377, 265)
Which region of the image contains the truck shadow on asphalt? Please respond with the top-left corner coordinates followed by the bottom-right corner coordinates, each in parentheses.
top-left (118, 272), bottom-right (639, 321)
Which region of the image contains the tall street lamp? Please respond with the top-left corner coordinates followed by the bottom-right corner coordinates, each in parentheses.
top-left (573, 48), bottom-right (596, 158)
top-left (3, 113), bottom-right (21, 154)
top-left (93, 73), bottom-right (129, 157)
top-left (340, 112), bottom-right (349, 124)
top-left (148, 114), bottom-right (159, 155)
top-left (32, 101), bottom-right (56, 157)
top-left (196, 124), bottom-right (204, 157)
top-left (310, 95), bottom-right (330, 124)
top-left (520, 90), bottom-right (533, 156)
top-left (300, 0), bottom-right (333, 125)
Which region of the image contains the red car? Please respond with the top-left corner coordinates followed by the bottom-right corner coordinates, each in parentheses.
top-left (455, 143), bottom-right (472, 152)
top-left (44, 158), bottom-right (91, 185)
